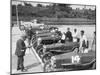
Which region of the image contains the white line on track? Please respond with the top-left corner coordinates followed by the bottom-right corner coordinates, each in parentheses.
top-left (31, 47), bottom-right (44, 67)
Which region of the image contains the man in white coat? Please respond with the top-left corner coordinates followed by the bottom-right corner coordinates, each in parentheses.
top-left (73, 29), bottom-right (78, 42)
top-left (79, 30), bottom-right (88, 53)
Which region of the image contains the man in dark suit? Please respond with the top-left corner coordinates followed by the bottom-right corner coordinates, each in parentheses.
top-left (65, 28), bottom-right (73, 42)
top-left (15, 34), bottom-right (30, 72)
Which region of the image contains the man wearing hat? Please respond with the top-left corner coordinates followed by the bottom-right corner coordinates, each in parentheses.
top-left (65, 28), bottom-right (73, 42)
top-left (15, 33), bottom-right (31, 72)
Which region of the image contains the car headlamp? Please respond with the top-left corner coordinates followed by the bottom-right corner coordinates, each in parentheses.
top-left (38, 38), bottom-right (41, 41)
top-left (40, 26), bottom-right (44, 29)
top-left (43, 45), bottom-right (46, 49)
top-left (37, 38), bottom-right (41, 45)
top-left (51, 35), bottom-right (55, 37)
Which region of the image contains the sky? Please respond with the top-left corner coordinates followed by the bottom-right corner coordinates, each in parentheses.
top-left (70, 5), bottom-right (95, 10)
top-left (12, 1), bottom-right (95, 10)
top-left (12, 1), bottom-right (51, 6)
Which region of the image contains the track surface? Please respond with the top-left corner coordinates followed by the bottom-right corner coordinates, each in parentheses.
top-left (11, 25), bottom-right (95, 74)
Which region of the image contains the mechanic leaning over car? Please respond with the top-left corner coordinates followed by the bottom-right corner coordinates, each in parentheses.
top-left (15, 33), bottom-right (31, 72)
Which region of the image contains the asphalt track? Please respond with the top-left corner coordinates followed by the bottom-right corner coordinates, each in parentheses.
top-left (12, 48), bottom-right (44, 74)
top-left (11, 25), bottom-right (95, 74)
top-left (11, 27), bottom-right (44, 74)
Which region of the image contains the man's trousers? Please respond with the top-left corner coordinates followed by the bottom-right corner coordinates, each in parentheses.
top-left (17, 56), bottom-right (24, 70)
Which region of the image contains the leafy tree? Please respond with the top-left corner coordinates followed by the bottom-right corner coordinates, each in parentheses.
top-left (37, 4), bottom-right (43, 7)
top-left (24, 2), bottom-right (33, 7)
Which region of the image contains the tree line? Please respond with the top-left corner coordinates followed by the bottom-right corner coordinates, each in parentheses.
top-left (12, 2), bottom-right (96, 20)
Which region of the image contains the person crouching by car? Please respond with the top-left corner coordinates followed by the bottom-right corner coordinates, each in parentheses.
top-left (79, 30), bottom-right (89, 53)
top-left (15, 33), bottom-right (31, 72)
top-left (65, 28), bottom-right (73, 42)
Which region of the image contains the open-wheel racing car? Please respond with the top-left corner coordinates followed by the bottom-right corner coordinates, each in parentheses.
top-left (31, 25), bottom-right (59, 35)
top-left (19, 23), bottom-right (59, 34)
top-left (31, 30), bottom-right (62, 49)
top-left (35, 26), bottom-right (59, 34)
top-left (31, 34), bottom-right (62, 55)
top-left (38, 42), bottom-right (79, 62)
top-left (43, 50), bottom-right (96, 72)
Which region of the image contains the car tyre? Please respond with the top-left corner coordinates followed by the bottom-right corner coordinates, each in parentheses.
top-left (42, 52), bottom-right (53, 63)
top-left (43, 61), bottom-right (52, 72)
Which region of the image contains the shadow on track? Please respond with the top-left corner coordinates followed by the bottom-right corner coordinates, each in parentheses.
top-left (25, 62), bottom-right (41, 69)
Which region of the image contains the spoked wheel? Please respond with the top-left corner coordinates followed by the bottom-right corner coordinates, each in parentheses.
top-left (36, 45), bottom-right (43, 53)
top-left (44, 62), bottom-right (52, 72)
top-left (42, 52), bottom-right (53, 63)
top-left (38, 49), bottom-right (44, 58)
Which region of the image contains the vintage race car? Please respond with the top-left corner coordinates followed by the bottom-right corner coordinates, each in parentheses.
top-left (35, 30), bottom-right (50, 34)
top-left (34, 29), bottom-right (62, 38)
top-left (19, 24), bottom-right (53, 33)
top-left (43, 50), bottom-right (96, 72)
top-left (34, 31), bottom-right (60, 38)
top-left (19, 25), bottom-right (43, 31)
top-left (38, 42), bottom-right (79, 62)
top-left (31, 33), bottom-right (61, 52)
top-left (35, 26), bottom-right (59, 34)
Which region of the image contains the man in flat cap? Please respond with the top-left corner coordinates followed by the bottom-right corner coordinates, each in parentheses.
top-left (15, 33), bottom-right (31, 72)
top-left (65, 28), bottom-right (73, 42)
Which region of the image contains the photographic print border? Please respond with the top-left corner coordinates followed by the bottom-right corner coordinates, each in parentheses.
top-left (10, 0), bottom-right (96, 74)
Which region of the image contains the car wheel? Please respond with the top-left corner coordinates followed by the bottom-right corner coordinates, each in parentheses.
top-left (42, 52), bottom-right (53, 63)
top-left (44, 62), bottom-right (52, 72)
top-left (36, 45), bottom-right (43, 52)
top-left (38, 49), bottom-right (44, 58)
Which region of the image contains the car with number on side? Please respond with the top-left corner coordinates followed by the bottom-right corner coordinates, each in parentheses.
top-left (43, 50), bottom-right (96, 72)
top-left (39, 42), bottom-right (79, 62)
top-left (31, 32), bottom-right (62, 53)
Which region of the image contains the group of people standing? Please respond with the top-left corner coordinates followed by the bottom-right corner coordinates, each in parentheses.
top-left (61, 27), bottom-right (96, 52)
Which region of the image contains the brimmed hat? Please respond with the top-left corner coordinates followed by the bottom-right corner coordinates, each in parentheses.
top-left (81, 30), bottom-right (84, 33)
